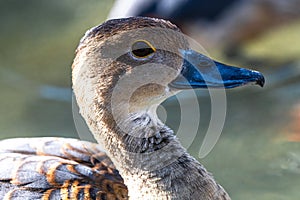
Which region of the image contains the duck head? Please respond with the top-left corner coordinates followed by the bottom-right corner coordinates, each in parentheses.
top-left (73, 17), bottom-right (264, 117)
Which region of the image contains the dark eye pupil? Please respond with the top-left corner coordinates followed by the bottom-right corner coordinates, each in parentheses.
top-left (132, 48), bottom-right (154, 57)
top-left (132, 41), bottom-right (155, 57)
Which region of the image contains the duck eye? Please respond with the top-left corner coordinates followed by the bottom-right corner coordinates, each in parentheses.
top-left (131, 40), bottom-right (156, 58)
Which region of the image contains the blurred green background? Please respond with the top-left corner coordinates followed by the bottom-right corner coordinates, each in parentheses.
top-left (0, 1), bottom-right (300, 199)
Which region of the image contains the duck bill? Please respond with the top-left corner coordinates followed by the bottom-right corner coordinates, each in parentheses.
top-left (169, 50), bottom-right (265, 89)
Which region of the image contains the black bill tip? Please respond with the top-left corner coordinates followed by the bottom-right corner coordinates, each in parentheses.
top-left (255, 72), bottom-right (265, 87)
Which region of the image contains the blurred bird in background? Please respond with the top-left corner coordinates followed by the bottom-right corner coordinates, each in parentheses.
top-left (109, 0), bottom-right (300, 59)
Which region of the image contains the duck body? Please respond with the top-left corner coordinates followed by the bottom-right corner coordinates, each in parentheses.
top-left (0, 139), bottom-right (228, 200)
top-left (0, 137), bottom-right (227, 200)
top-left (0, 137), bottom-right (128, 200)
top-left (0, 17), bottom-right (264, 199)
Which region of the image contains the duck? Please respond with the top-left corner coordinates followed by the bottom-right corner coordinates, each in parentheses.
top-left (108, 0), bottom-right (238, 27)
top-left (108, 0), bottom-right (300, 57)
top-left (0, 17), bottom-right (264, 200)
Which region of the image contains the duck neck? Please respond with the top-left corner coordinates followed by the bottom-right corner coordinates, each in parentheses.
top-left (88, 103), bottom-right (230, 200)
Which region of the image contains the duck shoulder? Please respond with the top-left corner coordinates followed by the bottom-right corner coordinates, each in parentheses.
top-left (0, 137), bottom-right (128, 200)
